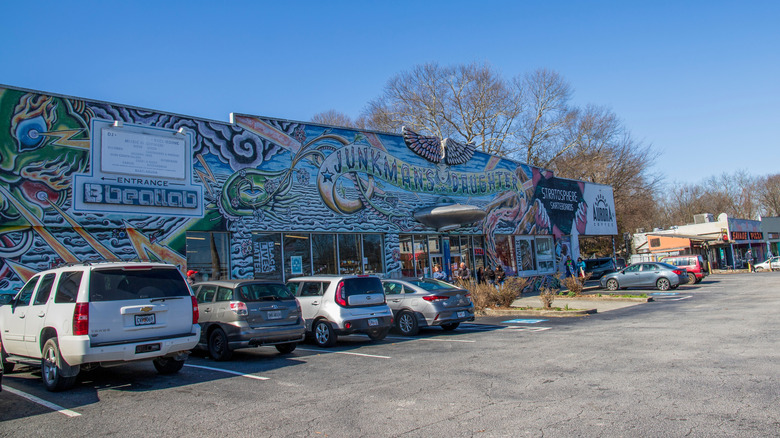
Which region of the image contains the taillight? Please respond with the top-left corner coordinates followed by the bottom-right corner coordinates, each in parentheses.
top-left (191, 296), bottom-right (199, 324)
top-left (422, 295), bottom-right (449, 302)
top-left (335, 281), bottom-right (347, 307)
top-left (73, 303), bottom-right (89, 336)
top-left (673, 269), bottom-right (684, 276)
top-left (229, 301), bottom-right (248, 316)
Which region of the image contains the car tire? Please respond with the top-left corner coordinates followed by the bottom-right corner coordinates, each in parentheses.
top-left (208, 328), bottom-right (233, 361)
top-left (656, 278), bottom-right (671, 291)
top-left (687, 273), bottom-right (696, 284)
top-left (755, 267), bottom-right (764, 272)
top-left (606, 279), bottom-right (619, 291)
top-left (1, 344), bottom-right (14, 374)
top-left (367, 327), bottom-right (389, 341)
top-left (275, 343), bottom-right (297, 354)
top-left (41, 338), bottom-right (77, 392)
top-left (441, 322), bottom-right (460, 331)
top-left (397, 311), bottom-right (419, 336)
top-left (313, 320), bottom-right (337, 348)
top-left (153, 357), bottom-right (185, 374)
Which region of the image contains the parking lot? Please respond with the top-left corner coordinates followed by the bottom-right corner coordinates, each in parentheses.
top-left (3, 272), bottom-right (780, 437)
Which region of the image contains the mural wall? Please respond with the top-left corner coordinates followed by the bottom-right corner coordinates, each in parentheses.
top-left (0, 85), bottom-right (617, 292)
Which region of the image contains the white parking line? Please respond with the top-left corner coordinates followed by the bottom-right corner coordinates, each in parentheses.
top-left (2, 386), bottom-right (81, 417)
top-left (505, 326), bottom-right (552, 332)
top-left (385, 336), bottom-right (476, 343)
top-left (295, 347), bottom-right (391, 359)
top-left (184, 364), bottom-right (270, 380)
top-left (666, 296), bottom-right (693, 301)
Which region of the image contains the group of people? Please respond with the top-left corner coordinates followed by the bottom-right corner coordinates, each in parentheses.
top-left (564, 256), bottom-right (587, 278)
top-left (432, 262), bottom-right (506, 286)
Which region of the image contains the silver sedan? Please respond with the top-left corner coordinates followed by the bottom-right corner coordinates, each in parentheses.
top-left (600, 262), bottom-right (688, 291)
top-left (381, 278), bottom-right (475, 336)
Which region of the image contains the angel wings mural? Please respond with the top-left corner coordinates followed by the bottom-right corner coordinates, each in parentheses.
top-left (401, 126), bottom-right (476, 165)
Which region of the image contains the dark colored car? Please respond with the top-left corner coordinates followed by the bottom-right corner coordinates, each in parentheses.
top-left (193, 280), bottom-right (305, 360)
top-left (583, 258), bottom-right (617, 279)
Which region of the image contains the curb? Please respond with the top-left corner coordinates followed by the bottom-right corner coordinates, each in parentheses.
top-left (482, 307), bottom-right (597, 317)
top-left (555, 295), bottom-right (654, 302)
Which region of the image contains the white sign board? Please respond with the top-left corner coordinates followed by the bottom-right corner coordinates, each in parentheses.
top-left (101, 128), bottom-right (186, 179)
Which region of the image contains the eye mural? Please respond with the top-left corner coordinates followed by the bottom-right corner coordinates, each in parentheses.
top-left (0, 85), bottom-right (617, 290)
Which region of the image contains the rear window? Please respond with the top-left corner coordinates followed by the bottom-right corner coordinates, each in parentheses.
top-left (341, 277), bottom-right (383, 297)
top-left (89, 267), bottom-right (190, 301)
top-left (408, 279), bottom-right (457, 291)
top-left (239, 283), bottom-right (294, 301)
top-left (55, 271), bottom-right (83, 303)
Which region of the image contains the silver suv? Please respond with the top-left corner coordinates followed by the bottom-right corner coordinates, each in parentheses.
top-left (286, 275), bottom-right (393, 347)
top-left (0, 262), bottom-right (200, 391)
top-left (193, 280), bottom-right (305, 360)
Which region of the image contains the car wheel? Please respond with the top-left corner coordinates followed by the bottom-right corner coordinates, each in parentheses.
top-left (208, 328), bottom-right (233, 361)
top-left (1, 344), bottom-right (14, 374)
top-left (41, 338), bottom-right (77, 392)
top-left (656, 278), bottom-right (671, 291)
top-left (606, 279), bottom-right (619, 291)
top-left (275, 343), bottom-right (297, 354)
top-left (397, 311), bottom-right (419, 336)
top-left (755, 267), bottom-right (764, 272)
top-left (153, 357), bottom-right (185, 374)
top-left (367, 327), bottom-right (389, 341)
top-left (313, 320), bottom-right (337, 348)
top-left (441, 322), bottom-right (460, 331)
top-left (687, 273), bottom-right (696, 284)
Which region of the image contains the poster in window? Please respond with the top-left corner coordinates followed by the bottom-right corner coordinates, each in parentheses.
top-left (515, 237), bottom-right (537, 275)
top-left (535, 236), bottom-right (555, 274)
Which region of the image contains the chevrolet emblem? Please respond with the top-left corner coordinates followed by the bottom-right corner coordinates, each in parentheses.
top-left (141, 306), bottom-right (153, 312)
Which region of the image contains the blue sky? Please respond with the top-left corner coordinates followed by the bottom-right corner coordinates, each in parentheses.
top-left (1, 0), bottom-right (777, 185)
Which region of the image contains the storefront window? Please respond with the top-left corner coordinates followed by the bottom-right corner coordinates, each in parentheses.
top-left (450, 236), bottom-right (463, 273)
top-left (252, 233), bottom-right (282, 281)
top-left (399, 235), bottom-right (415, 276)
top-left (312, 234), bottom-right (337, 275)
top-left (494, 235), bottom-right (516, 275)
top-left (535, 236), bottom-right (555, 274)
top-left (413, 237), bottom-right (430, 277)
top-left (362, 234), bottom-right (384, 274)
top-left (186, 232), bottom-right (230, 281)
top-left (284, 234), bottom-right (312, 279)
top-left (472, 235), bottom-right (486, 269)
top-left (338, 234), bottom-right (361, 274)
top-left (515, 236), bottom-right (537, 275)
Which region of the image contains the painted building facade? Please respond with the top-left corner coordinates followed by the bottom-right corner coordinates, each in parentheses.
top-left (0, 85), bottom-right (617, 290)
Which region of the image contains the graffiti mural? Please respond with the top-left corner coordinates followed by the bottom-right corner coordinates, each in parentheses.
top-left (0, 85), bottom-right (617, 291)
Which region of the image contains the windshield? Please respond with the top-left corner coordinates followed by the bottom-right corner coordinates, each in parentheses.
top-left (238, 283), bottom-right (294, 301)
top-left (407, 279), bottom-right (458, 291)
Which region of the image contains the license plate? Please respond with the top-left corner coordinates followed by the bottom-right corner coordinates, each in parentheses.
top-left (135, 343), bottom-right (161, 354)
top-left (135, 314), bottom-right (155, 326)
top-left (368, 318), bottom-right (378, 327)
top-left (457, 311), bottom-right (466, 318)
top-left (267, 310), bottom-right (282, 320)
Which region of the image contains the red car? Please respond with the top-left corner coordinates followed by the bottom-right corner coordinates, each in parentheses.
top-left (660, 255), bottom-right (709, 284)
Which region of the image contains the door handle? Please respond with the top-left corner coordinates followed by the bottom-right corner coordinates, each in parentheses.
top-left (391, 299), bottom-right (401, 303)
top-left (38, 312), bottom-right (46, 318)
top-left (204, 308), bottom-right (211, 312)
top-left (311, 301), bottom-right (319, 305)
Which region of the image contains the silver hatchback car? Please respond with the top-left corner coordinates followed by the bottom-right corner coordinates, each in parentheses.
top-left (193, 280), bottom-right (305, 360)
top-left (286, 275), bottom-right (393, 347)
top-left (381, 278), bottom-right (475, 336)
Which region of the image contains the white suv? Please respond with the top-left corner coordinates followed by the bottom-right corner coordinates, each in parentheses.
top-left (286, 275), bottom-right (393, 347)
top-left (0, 262), bottom-right (200, 391)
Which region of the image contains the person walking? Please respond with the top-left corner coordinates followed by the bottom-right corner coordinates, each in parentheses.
top-left (577, 257), bottom-right (586, 277)
top-left (186, 270), bottom-right (198, 286)
top-left (485, 265), bottom-right (496, 285)
top-left (456, 262), bottom-right (471, 282)
top-left (495, 265), bottom-right (506, 286)
top-left (564, 256), bottom-right (575, 278)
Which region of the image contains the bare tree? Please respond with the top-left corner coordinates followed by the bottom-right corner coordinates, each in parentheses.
top-left (757, 174), bottom-right (780, 217)
top-left (311, 109), bottom-right (356, 128)
top-left (359, 62), bottom-right (522, 156)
